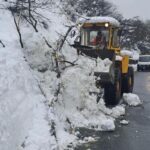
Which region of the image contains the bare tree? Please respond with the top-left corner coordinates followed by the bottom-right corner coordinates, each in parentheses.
top-left (62, 0), bottom-right (123, 21)
top-left (12, 13), bottom-right (24, 48)
top-left (4, 0), bottom-right (53, 47)
top-left (0, 40), bottom-right (5, 47)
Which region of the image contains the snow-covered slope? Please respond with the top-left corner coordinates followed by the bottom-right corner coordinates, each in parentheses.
top-left (0, 1), bottom-right (141, 150)
top-left (0, 6), bottom-right (56, 150)
top-left (19, 3), bottom-right (126, 148)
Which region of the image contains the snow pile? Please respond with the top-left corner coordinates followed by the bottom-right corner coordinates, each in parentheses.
top-left (111, 105), bottom-right (126, 118)
top-left (94, 58), bottom-right (112, 72)
top-left (54, 55), bottom-right (125, 132)
top-left (0, 5), bottom-right (56, 150)
top-left (78, 16), bottom-right (120, 27)
top-left (0, 41), bottom-right (54, 150)
top-left (121, 50), bottom-right (133, 57)
top-left (123, 93), bottom-right (142, 106)
top-left (80, 136), bottom-right (97, 143)
top-left (0, 0), bottom-right (141, 149)
top-left (132, 50), bottom-right (139, 60)
top-left (120, 120), bottom-right (129, 125)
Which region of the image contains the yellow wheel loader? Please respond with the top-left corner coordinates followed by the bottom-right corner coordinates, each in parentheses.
top-left (73, 17), bottom-right (134, 105)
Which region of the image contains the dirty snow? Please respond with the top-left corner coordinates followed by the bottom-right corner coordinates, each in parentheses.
top-left (123, 93), bottom-right (142, 106)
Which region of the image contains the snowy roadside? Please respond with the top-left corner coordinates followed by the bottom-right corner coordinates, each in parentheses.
top-left (0, 9), bottom-right (56, 150)
top-left (0, 1), bottom-right (143, 150)
top-left (15, 6), bottom-right (142, 150)
top-left (0, 44), bottom-right (56, 150)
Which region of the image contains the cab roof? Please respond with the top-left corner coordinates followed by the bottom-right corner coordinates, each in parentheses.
top-left (78, 16), bottom-right (120, 27)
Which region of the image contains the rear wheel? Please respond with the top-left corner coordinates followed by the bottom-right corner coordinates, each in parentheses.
top-left (104, 69), bottom-right (122, 106)
top-left (122, 67), bottom-right (134, 93)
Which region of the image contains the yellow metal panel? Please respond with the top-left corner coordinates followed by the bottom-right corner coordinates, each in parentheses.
top-left (122, 56), bottom-right (129, 73)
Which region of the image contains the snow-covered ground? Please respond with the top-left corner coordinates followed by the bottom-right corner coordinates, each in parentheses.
top-left (0, 9), bottom-right (56, 150)
top-left (123, 93), bottom-right (142, 106)
top-left (0, 1), bottom-right (142, 150)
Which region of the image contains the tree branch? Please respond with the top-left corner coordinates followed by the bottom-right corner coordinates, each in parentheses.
top-left (0, 40), bottom-right (5, 48)
top-left (13, 14), bottom-right (24, 48)
top-left (57, 26), bottom-right (75, 52)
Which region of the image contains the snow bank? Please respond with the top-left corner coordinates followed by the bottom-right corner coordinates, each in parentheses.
top-left (54, 55), bottom-right (125, 132)
top-left (14, 4), bottom-right (126, 150)
top-left (0, 1), bottom-right (141, 150)
top-left (0, 6), bottom-right (55, 150)
top-left (0, 45), bottom-right (54, 150)
top-left (123, 93), bottom-right (142, 106)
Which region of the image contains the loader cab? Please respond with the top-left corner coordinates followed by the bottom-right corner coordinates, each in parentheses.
top-left (80, 25), bottom-right (109, 49)
top-left (76, 18), bottom-right (121, 52)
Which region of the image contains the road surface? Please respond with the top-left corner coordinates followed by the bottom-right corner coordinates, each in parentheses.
top-left (75, 72), bottom-right (150, 150)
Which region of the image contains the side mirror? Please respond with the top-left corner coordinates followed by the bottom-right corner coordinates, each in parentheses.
top-left (70, 30), bottom-right (76, 38)
top-left (74, 36), bottom-right (80, 45)
top-left (71, 36), bottom-right (81, 48)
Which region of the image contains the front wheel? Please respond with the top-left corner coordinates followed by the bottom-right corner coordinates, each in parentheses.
top-left (122, 67), bottom-right (134, 93)
top-left (104, 69), bottom-right (122, 106)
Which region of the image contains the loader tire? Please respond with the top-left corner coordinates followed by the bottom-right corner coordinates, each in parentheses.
top-left (122, 67), bottom-right (134, 93)
top-left (104, 69), bottom-right (122, 106)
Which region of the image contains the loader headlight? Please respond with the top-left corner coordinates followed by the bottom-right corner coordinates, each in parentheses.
top-left (105, 23), bottom-right (109, 27)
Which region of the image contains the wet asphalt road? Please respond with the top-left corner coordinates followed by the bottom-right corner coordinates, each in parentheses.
top-left (75, 72), bottom-right (150, 150)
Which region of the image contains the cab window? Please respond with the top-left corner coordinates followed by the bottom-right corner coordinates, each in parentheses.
top-left (112, 29), bottom-right (120, 48)
top-left (81, 27), bottom-right (109, 48)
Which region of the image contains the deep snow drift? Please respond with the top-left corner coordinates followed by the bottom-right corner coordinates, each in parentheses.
top-left (0, 6), bottom-right (56, 150)
top-left (0, 0), bottom-right (142, 150)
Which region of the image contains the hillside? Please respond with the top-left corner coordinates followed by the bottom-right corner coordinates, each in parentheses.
top-left (0, 0), bottom-right (141, 150)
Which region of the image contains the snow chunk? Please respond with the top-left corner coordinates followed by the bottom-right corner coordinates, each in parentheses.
top-left (120, 120), bottom-right (129, 125)
top-left (123, 93), bottom-right (142, 106)
top-left (111, 105), bottom-right (125, 118)
top-left (101, 120), bottom-right (115, 131)
top-left (83, 137), bottom-right (96, 143)
top-left (116, 55), bottom-right (123, 61)
top-left (94, 58), bottom-right (112, 72)
top-left (121, 50), bottom-right (133, 57)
